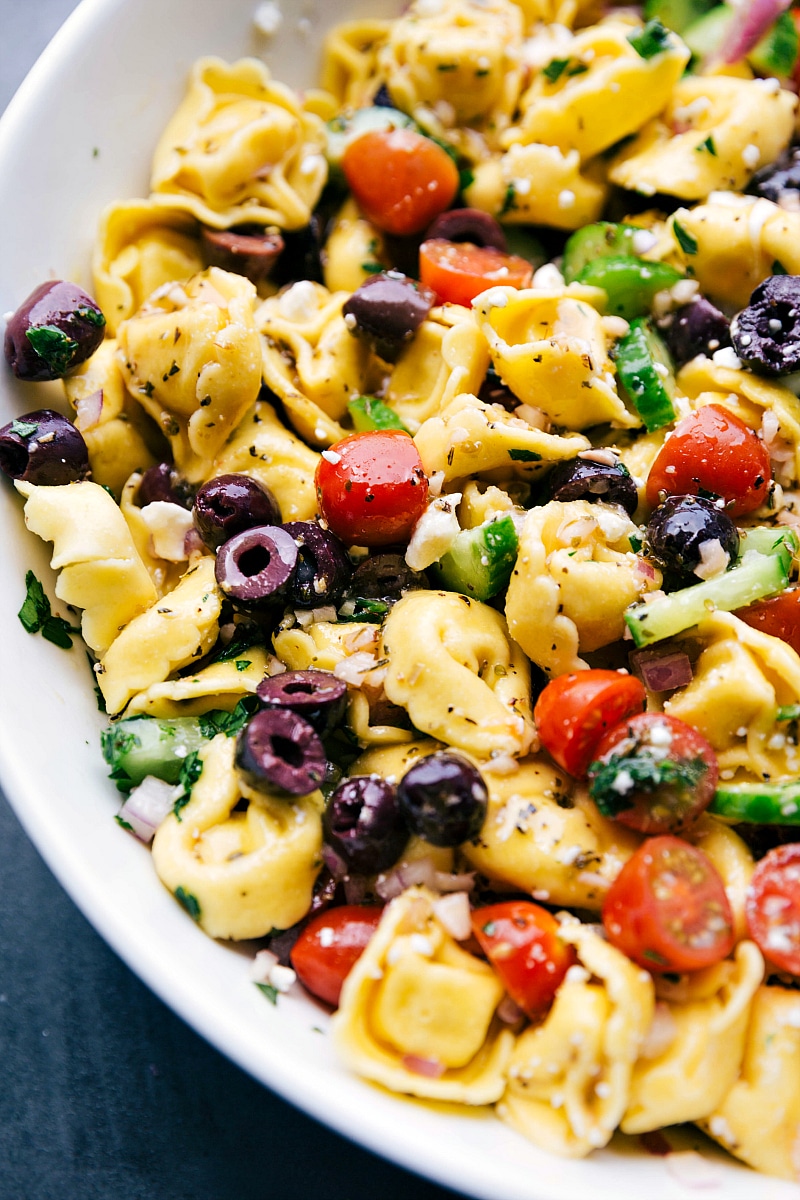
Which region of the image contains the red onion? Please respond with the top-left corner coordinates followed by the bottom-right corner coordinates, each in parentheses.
top-left (117, 776), bottom-right (180, 843)
top-left (666, 1151), bottom-right (722, 1189)
top-left (714, 0), bottom-right (791, 66)
top-left (321, 843), bottom-right (348, 880)
top-left (343, 875), bottom-right (370, 905)
top-left (183, 527), bottom-right (206, 556)
top-left (497, 995), bottom-right (525, 1024)
top-left (74, 388), bottom-right (104, 432)
top-left (629, 648), bottom-right (693, 693)
top-left (433, 870), bottom-right (475, 893)
top-left (635, 557), bottom-right (657, 581)
top-left (401, 1054), bottom-right (445, 1078)
top-left (376, 857), bottom-right (437, 900)
top-left (639, 1130), bottom-right (672, 1157)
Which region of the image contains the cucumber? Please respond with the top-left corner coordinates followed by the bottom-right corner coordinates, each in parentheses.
top-left (348, 394), bottom-right (409, 433)
top-left (563, 223), bottom-right (647, 283)
top-left (615, 318), bottom-right (677, 432)
top-left (684, 5), bottom-right (799, 76)
top-left (624, 549), bottom-right (790, 647)
top-left (682, 5), bottom-right (730, 58)
top-left (434, 514), bottom-right (519, 601)
top-left (709, 780), bottom-right (800, 824)
top-left (575, 256), bottom-right (684, 321)
top-left (739, 526), bottom-right (799, 564)
top-left (101, 716), bottom-right (209, 792)
top-left (643, 0), bottom-right (716, 36)
top-left (627, 18), bottom-right (674, 59)
top-left (325, 106), bottom-right (417, 171)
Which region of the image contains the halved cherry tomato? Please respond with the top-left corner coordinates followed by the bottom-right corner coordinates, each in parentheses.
top-left (342, 129), bottom-right (459, 237)
top-left (290, 905), bottom-right (383, 1007)
top-left (534, 669), bottom-right (646, 778)
top-left (419, 239), bottom-right (533, 307)
top-left (587, 712), bottom-right (718, 835)
top-left (737, 587), bottom-right (800, 657)
top-left (645, 404), bottom-right (771, 517)
top-left (745, 843), bottom-right (800, 975)
top-left (602, 835), bottom-right (735, 972)
top-left (315, 430), bottom-right (428, 546)
top-left (471, 901), bottom-right (577, 1018)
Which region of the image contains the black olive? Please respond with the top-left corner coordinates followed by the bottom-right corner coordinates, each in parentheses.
top-left (397, 752), bottom-right (488, 847)
top-left (193, 474), bottom-right (282, 551)
top-left (215, 525), bottom-right (298, 609)
top-left (478, 364), bottom-right (518, 411)
top-left (542, 456), bottom-right (639, 516)
top-left (272, 214), bottom-right (326, 287)
top-left (4, 280), bottom-right (105, 381)
top-left (423, 208), bottom-right (507, 252)
top-left (342, 271), bottom-right (435, 362)
top-left (281, 521), bottom-right (351, 607)
top-left (371, 83), bottom-right (395, 108)
top-left (746, 145), bottom-right (800, 205)
top-left (256, 669), bottom-right (348, 737)
top-left (645, 495), bottom-right (739, 590)
top-left (201, 226), bottom-right (284, 283)
top-left (0, 408), bottom-right (90, 486)
top-left (663, 298), bottom-right (731, 367)
top-left (732, 275), bottom-right (800, 376)
top-left (322, 774), bottom-right (408, 874)
top-left (138, 462), bottom-right (195, 509)
top-left (345, 553), bottom-right (429, 601)
top-left (236, 708), bottom-right (326, 796)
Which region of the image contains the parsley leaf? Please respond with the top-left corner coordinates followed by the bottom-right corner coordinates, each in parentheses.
top-left (627, 19), bottom-right (671, 60)
top-left (337, 596), bottom-right (390, 623)
top-left (672, 220), bottom-right (698, 256)
top-left (10, 418), bottom-right (39, 438)
top-left (175, 886), bottom-right (201, 921)
top-left (172, 751), bottom-right (203, 821)
top-left (255, 982), bottom-right (279, 1005)
top-left (41, 615), bottom-right (81, 649)
top-left (589, 750), bottom-right (708, 819)
top-left (214, 624), bottom-right (264, 663)
top-left (76, 306), bottom-right (106, 329)
top-left (542, 57), bottom-right (569, 83)
top-left (499, 182), bottom-right (517, 216)
top-left (197, 697), bottom-right (258, 740)
top-left (508, 448), bottom-right (542, 462)
top-left (18, 570), bottom-right (80, 649)
top-left (234, 659), bottom-right (252, 672)
top-left (696, 135), bottom-right (716, 157)
top-left (25, 325), bottom-right (79, 375)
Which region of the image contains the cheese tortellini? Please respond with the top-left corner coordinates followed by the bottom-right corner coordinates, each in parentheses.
top-left (464, 143), bottom-right (607, 231)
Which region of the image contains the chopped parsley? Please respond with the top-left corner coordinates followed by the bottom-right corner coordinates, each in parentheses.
top-left (627, 19), bottom-right (671, 60)
top-left (589, 749), bottom-right (708, 819)
top-left (214, 624), bottom-right (264, 663)
top-left (172, 751), bottom-right (203, 821)
top-left (77, 306), bottom-right (106, 329)
top-left (499, 182), bottom-right (517, 216)
top-left (256, 982), bottom-right (279, 1005)
top-left (9, 418), bottom-right (38, 438)
top-left (696, 135), bottom-right (717, 157)
top-left (458, 166), bottom-right (475, 194)
top-left (542, 57), bottom-right (570, 84)
top-left (508, 448), bottom-right (542, 462)
top-left (629, 533), bottom-right (643, 553)
top-left (175, 886), bottom-right (201, 921)
top-left (25, 325), bottom-right (79, 375)
top-left (672, 220), bottom-right (698, 256)
top-left (360, 261), bottom-right (383, 274)
top-left (114, 814), bottom-right (134, 833)
top-left (337, 596), bottom-right (390, 623)
top-left (18, 570), bottom-right (80, 649)
top-left (197, 697), bottom-right (259, 739)
top-left (235, 659), bottom-right (252, 672)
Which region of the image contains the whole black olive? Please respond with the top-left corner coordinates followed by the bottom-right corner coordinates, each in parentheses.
top-left (0, 409), bottom-right (90, 485)
top-left (397, 752), bottom-right (488, 847)
top-left (747, 145), bottom-right (800, 205)
top-left (138, 462), bottom-right (195, 509)
top-left (424, 208), bottom-right (507, 252)
top-left (215, 525), bottom-right (298, 608)
top-left (256, 669), bottom-right (348, 737)
top-left (345, 553), bottom-right (429, 601)
top-left (236, 708), bottom-right (326, 796)
top-left (282, 520), bottom-right (351, 607)
top-left (732, 275), bottom-right (800, 376)
top-left (542, 455), bottom-right (639, 517)
top-left (5, 280), bottom-right (106, 381)
top-left (194, 474), bottom-right (282, 551)
top-left (323, 774), bottom-right (408, 874)
top-left (645, 495), bottom-right (740, 590)
top-left (342, 271), bottom-right (435, 362)
top-left (663, 298), bottom-right (731, 367)
top-left (201, 226), bottom-right (285, 283)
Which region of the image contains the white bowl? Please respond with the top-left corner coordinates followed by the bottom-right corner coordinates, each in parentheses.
top-left (0, 4), bottom-right (796, 1198)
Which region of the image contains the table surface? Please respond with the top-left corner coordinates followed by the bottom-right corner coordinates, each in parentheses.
top-left (0, 6), bottom-right (463, 1197)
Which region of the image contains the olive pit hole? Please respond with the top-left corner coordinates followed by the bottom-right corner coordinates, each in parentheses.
top-left (237, 544), bottom-right (272, 577)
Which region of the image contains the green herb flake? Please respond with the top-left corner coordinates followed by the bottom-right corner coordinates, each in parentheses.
top-left (436, 62), bottom-right (458, 71)
top-left (18, 571), bottom-right (51, 633)
top-left (175, 886), bottom-right (201, 921)
top-left (256, 982), bottom-right (279, 1005)
top-left (566, 62), bottom-right (589, 76)
top-left (589, 750), bottom-right (708, 819)
top-left (197, 697), bottom-right (258, 740)
top-left (41, 615), bottom-right (80, 649)
top-left (458, 166), bottom-right (475, 193)
top-left (672, 220), bottom-right (698, 256)
top-left (773, 259), bottom-right (789, 276)
top-left (173, 751), bottom-right (203, 821)
top-left (25, 325), bottom-right (79, 375)
top-left (696, 135), bottom-right (717, 157)
top-left (499, 182), bottom-right (517, 216)
top-left (10, 418), bottom-right (39, 438)
top-left (77, 306), bottom-right (106, 329)
top-left (215, 626), bottom-right (264, 663)
top-left (114, 814), bottom-right (134, 832)
top-left (508, 448), bottom-right (542, 462)
top-left (235, 659), bottom-right (252, 672)
top-left (360, 261), bottom-right (383, 275)
top-left (542, 57), bottom-right (569, 84)
top-left (629, 533), bottom-right (643, 553)
top-left (627, 19), bottom-right (671, 60)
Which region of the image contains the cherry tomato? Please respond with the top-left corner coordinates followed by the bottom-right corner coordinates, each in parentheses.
top-left (602, 835), bottom-right (735, 972)
top-left (419, 239), bottom-right (533, 307)
top-left (587, 712), bottom-right (718, 835)
top-left (342, 129), bottom-right (459, 237)
top-left (645, 404), bottom-right (771, 517)
top-left (315, 430), bottom-right (429, 546)
top-left (534, 669), bottom-right (646, 778)
top-left (471, 901), bottom-right (577, 1018)
top-left (737, 587), bottom-right (800, 657)
top-left (290, 905), bottom-right (383, 1006)
top-left (745, 843), bottom-right (800, 975)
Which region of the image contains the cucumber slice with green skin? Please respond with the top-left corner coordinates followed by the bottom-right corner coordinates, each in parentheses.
top-left (627, 18), bottom-right (674, 59)
top-left (778, 704), bottom-right (800, 722)
top-left (434, 514), bottom-right (519, 601)
top-left (739, 526), bottom-right (799, 564)
top-left (615, 318), bottom-right (677, 432)
top-left (624, 549), bottom-right (790, 647)
top-left (563, 223), bottom-right (646, 283)
top-left (101, 716), bottom-right (210, 792)
top-left (325, 107), bottom-right (417, 171)
top-left (684, 5), bottom-right (799, 76)
top-left (643, 0), bottom-right (716, 36)
top-left (709, 780), bottom-right (800, 824)
top-left (575, 256), bottom-right (684, 321)
top-left (348, 394), bottom-right (409, 433)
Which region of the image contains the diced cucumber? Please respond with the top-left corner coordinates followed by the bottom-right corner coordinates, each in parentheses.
top-left (326, 107), bottom-right (417, 171)
top-left (434, 514), bottom-right (519, 601)
top-left (684, 5), bottom-right (799, 76)
top-left (563, 223), bottom-right (644, 283)
top-left (615, 318), bottom-right (677, 432)
top-left (101, 716), bottom-right (210, 791)
top-left (348, 394), bottom-right (409, 433)
top-left (709, 780), bottom-right (800, 824)
top-left (575, 256), bottom-right (684, 321)
top-left (624, 549), bottom-right (790, 647)
top-left (627, 18), bottom-right (674, 59)
top-left (739, 526), bottom-right (799, 567)
top-left (682, 5), bottom-right (730, 58)
top-left (643, 0), bottom-right (716, 36)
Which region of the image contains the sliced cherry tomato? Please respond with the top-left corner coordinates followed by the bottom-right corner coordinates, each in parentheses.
top-left (342, 129), bottom-right (459, 237)
top-left (737, 587), bottom-right (800, 657)
top-left (534, 669), bottom-right (646, 778)
top-left (645, 403), bottom-right (771, 517)
top-left (315, 430), bottom-right (428, 546)
top-left (419, 239), bottom-right (533, 307)
top-left (587, 712), bottom-right (718, 835)
top-left (471, 901), bottom-right (577, 1018)
top-left (745, 843), bottom-right (800, 975)
top-left (290, 905), bottom-right (383, 1007)
top-left (602, 835), bottom-right (735, 972)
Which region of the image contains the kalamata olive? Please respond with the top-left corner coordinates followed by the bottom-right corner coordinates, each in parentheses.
top-left (645, 495), bottom-right (739, 590)
top-left (663, 297), bottom-right (731, 367)
top-left (371, 83), bottom-right (394, 108)
top-left (138, 462), bottom-right (195, 509)
top-left (747, 145), bottom-right (800, 205)
top-left (236, 708), bottom-right (326, 796)
top-left (323, 774), bottom-right (408, 874)
top-left (478, 364), bottom-right (518, 411)
top-left (194, 474), bottom-right (282, 551)
top-left (342, 271), bottom-right (435, 362)
top-left (0, 408), bottom-right (90, 485)
top-left (542, 455), bottom-right (639, 517)
top-left (345, 552), bottom-right (429, 600)
top-left (732, 276), bottom-right (800, 375)
top-left (200, 226), bottom-right (285, 283)
top-left (273, 214), bottom-right (325, 286)
top-left (424, 208), bottom-right (507, 253)
top-left (257, 669), bottom-right (348, 737)
top-left (4, 280), bottom-right (105, 381)
top-left (215, 525), bottom-right (298, 608)
top-left (281, 520), bottom-right (351, 607)
top-left (397, 752), bottom-right (488, 847)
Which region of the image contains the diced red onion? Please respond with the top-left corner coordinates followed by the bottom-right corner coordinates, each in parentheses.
top-left (321, 843), bottom-right (348, 880)
top-left (343, 875), bottom-right (370, 905)
top-left (716, 0), bottom-right (791, 66)
top-left (666, 1151), bottom-right (722, 1189)
top-left (630, 648), bottom-right (693, 693)
top-left (635, 557), bottom-right (657, 581)
top-left (376, 857), bottom-right (437, 900)
top-left (497, 995), bottom-right (525, 1024)
top-left (183, 527), bottom-right (206, 556)
top-left (117, 775), bottom-right (180, 843)
top-left (74, 388), bottom-right (104, 432)
top-left (401, 1054), bottom-right (445, 1078)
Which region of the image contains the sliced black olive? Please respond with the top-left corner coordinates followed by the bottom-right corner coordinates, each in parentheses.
top-left (215, 525), bottom-right (298, 608)
top-left (236, 708), bottom-right (326, 796)
top-left (542, 456), bottom-right (639, 516)
top-left (424, 208), bottom-right (507, 252)
top-left (272, 214), bottom-right (326, 286)
top-left (5, 280), bottom-right (105, 381)
top-left (397, 752), bottom-right (488, 847)
top-left (342, 271), bottom-right (435, 362)
top-left (645, 494), bottom-right (739, 590)
top-left (138, 462), bottom-right (195, 509)
top-left (256, 669), bottom-right (348, 737)
top-left (345, 553), bottom-right (429, 601)
top-left (732, 275), bottom-right (800, 376)
top-left (746, 145), bottom-right (800, 205)
top-left (201, 226), bottom-right (285, 283)
top-left (323, 774), bottom-right (408, 874)
top-left (194, 474), bottom-right (282, 551)
top-left (663, 298), bottom-right (731, 367)
top-left (0, 409), bottom-right (90, 485)
top-left (478, 364), bottom-right (518, 411)
top-left (281, 520), bottom-right (351, 607)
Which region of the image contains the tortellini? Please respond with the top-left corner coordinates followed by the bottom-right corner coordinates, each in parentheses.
top-left (16, 480), bottom-right (157, 655)
top-left (96, 555), bottom-right (222, 716)
top-left (125, 650), bottom-right (270, 718)
top-left (320, 20), bottom-right (392, 108)
top-left (322, 199), bottom-right (389, 294)
top-left (475, 286), bottom-right (638, 430)
top-left (151, 734), bottom-right (323, 940)
top-left (380, 590), bottom-right (534, 758)
top-left (118, 267), bottom-right (263, 482)
top-left (506, 499), bottom-right (661, 676)
top-left (150, 57), bottom-right (328, 230)
top-left (464, 143), bottom-right (607, 231)
top-left (609, 77), bottom-right (796, 200)
top-left (332, 887), bottom-right (514, 1103)
top-left (500, 922), bottom-right (655, 1156)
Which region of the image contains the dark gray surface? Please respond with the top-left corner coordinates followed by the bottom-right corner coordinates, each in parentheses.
top-left (0, 7), bottom-right (463, 1198)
